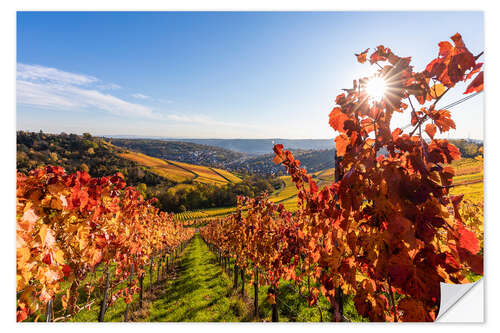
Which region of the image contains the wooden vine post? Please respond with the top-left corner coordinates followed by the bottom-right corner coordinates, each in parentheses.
top-left (268, 286), bottom-right (279, 322)
top-left (164, 253), bottom-right (168, 276)
top-left (233, 263), bottom-right (239, 290)
top-left (124, 264), bottom-right (134, 322)
top-left (45, 300), bottom-right (53, 322)
top-left (139, 274), bottom-right (144, 308)
top-left (240, 268), bottom-right (245, 296)
top-left (330, 154), bottom-right (345, 322)
top-left (98, 267), bottom-right (110, 322)
top-left (253, 267), bottom-right (259, 318)
top-left (156, 255), bottom-right (162, 284)
top-left (149, 256), bottom-right (154, 294)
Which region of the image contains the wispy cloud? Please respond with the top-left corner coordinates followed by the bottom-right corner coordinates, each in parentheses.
top-left (16, 63), bottom-right (254, 130)
top-left (17, 63), bottom-right (156, 119)
top-left (131, 93), bottom-right (150, 99)
top-left (17, 64), bottom-right (98, 86)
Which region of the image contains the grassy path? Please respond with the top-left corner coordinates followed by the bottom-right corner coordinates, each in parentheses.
top-left (146, 233), bottom-right (365, 322)
top-left (147, 234), bottom-right (249, 322)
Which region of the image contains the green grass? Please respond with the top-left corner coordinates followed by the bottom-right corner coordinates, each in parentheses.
top-left (147, 234), bottom-right (249, 321)
top-left (147, 234), bottom-right (365, 322)
top-left (214, 258), bottom-right (366, 322)
top-left (67, 254), bottom-right (171, 322)
top-left (272, 276), bottom-right (363, 321)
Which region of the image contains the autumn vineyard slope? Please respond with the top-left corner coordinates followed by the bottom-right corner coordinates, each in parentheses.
top-left (16, 33), bottom-right (483, 322)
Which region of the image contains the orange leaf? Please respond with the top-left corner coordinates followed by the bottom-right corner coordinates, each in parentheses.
top-left (425, 123), bottom-right (437, 139)
top-left (272, 155), bottom-right (283, 165)
top-left (329, 107), bottom-right (349, 132)
top-left (335, 134), bottom-right (349, 157)
top-left (392, 128), bottom-right (402, 141)
top-left (355, 48), bottom-right (369, 64)
top-left (433, 109), bottom-right (456, 133)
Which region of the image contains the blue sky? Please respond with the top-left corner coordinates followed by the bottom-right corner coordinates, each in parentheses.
top-left (16, 11), bottom-right (484, 139)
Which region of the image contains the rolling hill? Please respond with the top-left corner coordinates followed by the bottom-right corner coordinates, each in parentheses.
top-left (17, 131), bottom-right (276, 214)
top-left (118, 150), bottom-right (242, 185)
top-left (110, 138), bottom-right (245, 169)
top-left (108, 137), bottom-right (336, 176)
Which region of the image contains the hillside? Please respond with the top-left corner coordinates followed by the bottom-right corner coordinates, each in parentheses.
top-left (17, 131), bottom-right (170, 188)
top-left (110, 138), bottom-right (245, 169)
top-left (233, 149), bottom-right (335, 176)
top-left (107, 137), bottom-right (335, 176)
top-left (17, 131), bottom-right (275, 214)
top-left (117, 150), bottom-right (241, 185)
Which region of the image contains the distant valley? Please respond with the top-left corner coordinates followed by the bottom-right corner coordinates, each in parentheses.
top-left (109, 137), bottom-right (336, 176)
top-left (107, 136), bottom-right (335, 155)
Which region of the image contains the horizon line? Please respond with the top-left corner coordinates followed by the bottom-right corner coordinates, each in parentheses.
top-left (16, 129), bottom-right (485, 142)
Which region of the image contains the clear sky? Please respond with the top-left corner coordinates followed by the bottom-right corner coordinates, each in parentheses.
top-left (16, 11), bottom-right (484, 139)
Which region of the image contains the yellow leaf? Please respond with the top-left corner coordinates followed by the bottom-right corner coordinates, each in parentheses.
top-left (54, 250), bottom-right (65, 265)
top-left (39, 224), bottom-right (48, 246)
top-left (429, 83), bottom-right (446, 99)
top-left (17, 247), bottom-right (31, 265)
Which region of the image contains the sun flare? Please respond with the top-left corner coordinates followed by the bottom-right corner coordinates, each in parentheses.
top-left (365, 76), bottom-right (387, 102)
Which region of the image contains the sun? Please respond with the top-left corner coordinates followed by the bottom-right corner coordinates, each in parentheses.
top-left (365, 76), bottom-right (387, 102)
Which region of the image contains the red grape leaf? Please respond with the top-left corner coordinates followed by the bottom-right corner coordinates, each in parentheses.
top-left (464, 71), bottom-right (483, 94)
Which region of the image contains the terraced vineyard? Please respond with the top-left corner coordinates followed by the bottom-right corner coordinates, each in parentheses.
top-left (165, 160), bottom-right (223, 184)
top-left (313, 168), bottom-right (335, 184)
top-left (175, 206), bottom-right (243, 221)
top-left (269, 176), bottom-right (298, 203)
top-left (450, 158), bottom-right (484, 202)
top-left (175, 210), bottom-right (210, 221)
top-left (451, 157), bottom-right (483, 176)
top-left (118, 151), bottom-right (195, 183)
top-left (118, 150), bottom-right (241, 185)
top-left (210, 167), bottom-right (242, 183)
